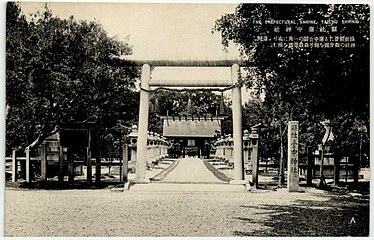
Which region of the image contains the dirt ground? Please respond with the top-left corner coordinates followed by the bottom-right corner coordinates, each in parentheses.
top-left (4, 185), bottom-right (370, 237)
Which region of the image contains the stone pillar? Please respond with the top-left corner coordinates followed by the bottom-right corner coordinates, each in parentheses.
top-left (333, 146), bottom-right (341, 186)
top-left (58, 145), bottom-right (64, 183)
top-left (287, 121), bottom-right (299, 192)
top-left (146, 132), bottom-right (151, 168)
top-left (68, 148), bottom-right (74, 183)
top-left (223, 136), bottom-right (228, 161)
top-left (161, 138), bottom-right (166, 159)
top-left (353, 160), bottom-right (359, 185)
top-left (135, 64), bottom-right (151, 182)
top-left (159, 141), bottom-right (162, 160)
top-left (157, 136), bottom-right (162, 160)
top-left (228, 135), bottom-right (234, 165)
top-left (243, 130), bottom-right (250, 171)
top-left (25, 148), bottom-right (31, 182)
top-left (122, 143), bottom-right (129, 183)
top-left (250, 128), bottom-right (259, 188)
top-left (95, 154), bottom-right (101, 186)
top-left (230, 64), bottom-right (246, 185)
top-left (215, 144), bottom-right (220, 159)
top-left (86, 129), bottom-right (92, 185)
top-left (219, 136), bottom-right (225, 159)
top-left (159, 139), bottom-right (163, 159)
top-left (306, 146), bottom-right (313, 186)
top-left (149, 132), bottom-right (155, 164)
top-left (164, 142), bottom-right (167, 158)
top-left (131, 145), bottom-right (137, 163)
top-left (156, 136), bottom-right (160, 161)
top-left (215, 140), bottom-right (221, 159)
top-left (164, 137), bottom-right (169, 158)
top-left (154, 133), bottom-right (159, 161)
top-left (40, 143), bottom-right (47, 181)
top-left (129, 125), bottom-right (138, 166)
top-left (11, 149), bottom-right (17, 182)
top-left (86, 147), bottom-right (92, 185)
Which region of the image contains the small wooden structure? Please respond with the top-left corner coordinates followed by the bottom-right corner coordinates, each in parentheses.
top-left (299, 147), bottom-right (360, 186)
top-left (58, 122), bottom-right (96, 185)
top-left (10, 122), bottom-right (98, 185)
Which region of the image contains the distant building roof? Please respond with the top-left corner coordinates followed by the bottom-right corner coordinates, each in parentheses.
top-left (45, 132), bottom-right (59, 141)
top-left (162, 117), bottom-right (222, 138)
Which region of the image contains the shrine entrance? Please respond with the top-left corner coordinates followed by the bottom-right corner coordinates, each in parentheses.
top-left (161, 116), bottom-right (226, 159)
top-left (134, 61), bottom-right (247, 185)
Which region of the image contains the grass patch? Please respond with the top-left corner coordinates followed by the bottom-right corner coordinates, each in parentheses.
top-left (203, 160), bottom-right (232, 182)
top-left (150, 160), bottom-right (179, 182)
top-left (5, 180), bottom-right (122, 190)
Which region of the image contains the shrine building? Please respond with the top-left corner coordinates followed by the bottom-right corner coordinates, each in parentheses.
top-left (161, 116), bottom-right (225, 158)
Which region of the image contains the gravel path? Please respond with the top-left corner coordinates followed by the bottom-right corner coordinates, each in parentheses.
top-left (5, 187), bottom-right (369, 237)
top-left (159, 157), bottom-right (227, 183)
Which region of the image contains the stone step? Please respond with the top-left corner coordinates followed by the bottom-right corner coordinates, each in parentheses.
top-left (129, 183), bottom-right (247, 192)
top-left (210, 162), bottom-right (227, 165)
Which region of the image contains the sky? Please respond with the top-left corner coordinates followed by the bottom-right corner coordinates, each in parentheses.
top-left (18, 1), bottom-right (252, 101)
top-left (19, 2), bottom-right (241, 61)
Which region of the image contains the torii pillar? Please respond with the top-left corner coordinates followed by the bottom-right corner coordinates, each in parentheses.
top-left (230, 64), bottom-right (247, 185)
top-left (135, 64), bottom-right (151, 183)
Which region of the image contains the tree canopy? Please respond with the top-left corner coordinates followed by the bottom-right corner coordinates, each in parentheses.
top-left (147, 90), bottom-right (232, 134)
top-left (6, 2), bottom-right (139, 154)
top-left (215, 4), bottom-right (369, 163)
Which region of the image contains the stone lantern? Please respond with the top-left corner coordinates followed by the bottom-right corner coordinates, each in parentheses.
top-left (227, 134), bottom-right (234, 165)
top-left (249, 127), bottom-right (260, 188)
top-left (128, 125), bottom-right (138, 165)
top-left (243, 129), bottom-right (251, 171)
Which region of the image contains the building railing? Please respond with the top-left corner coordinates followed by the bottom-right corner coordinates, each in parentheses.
top-left (128, 125), bottom-right (170, 170)
top-left (213, 129), bottom-right (253, 170)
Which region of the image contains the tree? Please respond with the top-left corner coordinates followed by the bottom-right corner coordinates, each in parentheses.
top-left (6, 2), bottom-right (33, 153)
top-left (147, 90), bottom-right (230, 134)
top-left (6, 3), bottom-right (139, 155)
top-left (214, 4), bottom-right (369, 167)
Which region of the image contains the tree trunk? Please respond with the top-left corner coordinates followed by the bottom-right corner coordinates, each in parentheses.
top-left (6, 104), bottom-right (11, 120)
top-left (26, 125), bottom-right (59, 150)
top-left (319, 121), bottom-right (332, 188)
top-left (278, 123), bottom-right (285, 186)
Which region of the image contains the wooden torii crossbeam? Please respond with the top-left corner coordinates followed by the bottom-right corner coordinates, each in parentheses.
top-left (122, 59), bottom-right (255, 67)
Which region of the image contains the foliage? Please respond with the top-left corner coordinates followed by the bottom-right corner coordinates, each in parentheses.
top-left (6, 2), bottom-right (139, 155)
top-left (148, 90), bottom-right (231, 134)
top-left (215, 4), bottom-right (369, 162)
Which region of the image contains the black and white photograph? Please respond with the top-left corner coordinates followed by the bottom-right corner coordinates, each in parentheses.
top-left (3, 0), bottom-right (371, 237)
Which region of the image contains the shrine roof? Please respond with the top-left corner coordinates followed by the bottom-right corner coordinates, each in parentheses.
top-left (162, 118), bottom-right (221, 138)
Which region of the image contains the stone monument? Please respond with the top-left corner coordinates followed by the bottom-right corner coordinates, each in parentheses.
top-left (287, 121), bottom-right (299, 192)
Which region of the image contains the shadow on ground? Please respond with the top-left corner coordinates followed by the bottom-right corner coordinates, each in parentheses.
top-left (233, 188), bottom-right (369, 237)
top-left (6, 180), bottom-right (124, 190)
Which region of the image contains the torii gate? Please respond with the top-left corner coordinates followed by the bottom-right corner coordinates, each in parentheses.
top-left (133, 61), bottom-right (247, 185)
